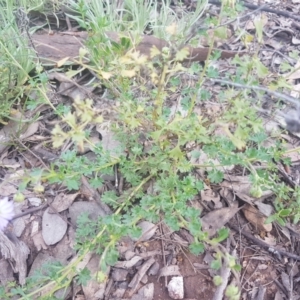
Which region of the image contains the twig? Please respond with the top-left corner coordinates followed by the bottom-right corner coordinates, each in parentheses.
top-left (208, 5), bottom-right (267, 32)
top-left (277, 167), bottom-right (296, 188)
top-left (159, 221), bottom-right (168, 288)
top-left (208, 0), bottom-right (300, 22)
top-left (274, 279), bottom-right (289, 298)
top-left (229, 223), bottom-right (300, 261)
top-left (209, 78), bottom-right (300, 106)
top-left (14, 137), bottom-right (49, 169)
top-left (12, 202), bottom-right (49, 220)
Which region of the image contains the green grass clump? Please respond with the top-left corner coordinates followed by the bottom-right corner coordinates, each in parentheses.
top-left (0, 1), bottom-right (37, 123)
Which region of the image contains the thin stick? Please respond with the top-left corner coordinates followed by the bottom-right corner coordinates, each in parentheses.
top-left (229, 223), bottom-right (300, 261)
top-left (209, 78), bottom-right (300, 106)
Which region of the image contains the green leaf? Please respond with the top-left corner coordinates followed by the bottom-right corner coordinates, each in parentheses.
top-left (293, 214), bottom-right (300, 224)
top-left (265, 215), bottom-right (277, 224)
top-left (188, 219), bottom-right (202, 236)
top-left (279, 209), bottom-right (292, 217)
top-left (276, 216), bottom-right (286, 226)
top-left (289, 50), bottom-right (300, 60)
top-left (89, 177), bottom-right (104, 189)
top-left (211, 259), bottom-right (222, 270)
top-left (207, 66), bottom-right (219, 78)
top-left (190, 149), bottom-right (201, 159)
top-left (280, 61), bottom-right (292, 72)
top-left (253, 57), bottom-right (268, 78)
top-left (77, 268), bottom-right (91, 286)
top-left (209, 50), bottom-right (221, 61)
top-left (232, 263), bottom-right (242, 272)
top-left (165, 214), bottom-right (180, 231)
top-left (105, 247), bottom-right (119, 266)
top-left (169, 145), bottom-right (184, 161)
top-left (225, 285), bottom-right (240, 298)
top-left (120, 37), bottom-right (131, 49)
top-left (189, 242), bottom-right (205, 255)
top-left (207, 169), bottom-right (224, 183)
top-left (250, 185), bottom-right (262, 198)
top-left (213, 275), bottom-right (223, 286)
top-left (65, 178), bottom-right (80, 190)
top-left (211, 228), bottom-right (229, 244)
top-left (214, 27), bottom-right (227, 39)
top-left (175, 47), bottom-right (189, 61)
top-left (250, 132), bottom-right (267, 144)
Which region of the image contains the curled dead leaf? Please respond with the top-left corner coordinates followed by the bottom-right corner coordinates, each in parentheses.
top-left (242, 204), bottom-right (272, 232)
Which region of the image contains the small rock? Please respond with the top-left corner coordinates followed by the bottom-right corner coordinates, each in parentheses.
top-left (131, 283), bottom-right (154, 300)
top-left (168, 276), bottom-right (184, 299)
top-left (148, 262), bottom-right (160, 276)
top-left (42, 208), bottom-right (67, 245)
top-left (27, 197), bottom-right (42, 206)
top-left (111, 268), bottom-right (129, 281)
top-left (124, 250), bottom-right (136, 260)
top-left (12, 217), bottom-right (25, 237)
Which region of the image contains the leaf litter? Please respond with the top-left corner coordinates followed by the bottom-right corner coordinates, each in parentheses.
top-left (2, 1), bottom-right (300, 299)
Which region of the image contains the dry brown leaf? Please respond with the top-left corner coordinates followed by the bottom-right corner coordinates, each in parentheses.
top-left (33, 30), bottom-right (246, 66)
top-left (0, 111), bottom-right (27, 153)
top-left (57, 56), bottom-right (70, 67)
top-left (0, 259), bottom-right (14, 284)
top-left (1, 157), bottom-right (20, 169)
top-left (254, 201), bottom-right (273, 217)
top-left (200, 189), bottom-right (222, 209)
top-left (49, 193), bottom-right (79, 213)
top-left (190, 150), bottom-right (234, 177)
top-left (128, 257), bottom-right (155, 293)
top-left (242, 204), bottom-right (272, 232)
top-left (263, 233), bottom-right (277, 246)
top-left (264, 38), bottom-right (285, 50)
top-left (20, 122), bottom-right (39, 140)
top-left (281, 272), bottom-right (290, 292)
top-left (135, 221), bottom-right (157, 242)
top-left (0, 180), bottom-right (18, 197)
top-left (201, 201), bottom-right (240, 237)
top-left (221, 175), bottom-right (273, 204)
top-left (114, 256), bottom-right (143, 269)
